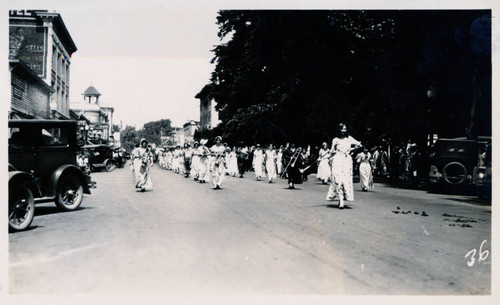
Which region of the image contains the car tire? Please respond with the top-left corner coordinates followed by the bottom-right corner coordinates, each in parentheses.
top-left (55, 174), bottom-right (84, 211)
top-left (442, 162), bottom-right (467, 185)
top-left (9, 185), bottom-right (35, 232)
top-left (105, 160), bottom-right (115, 172)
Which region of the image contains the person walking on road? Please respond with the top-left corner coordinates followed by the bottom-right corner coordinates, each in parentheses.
top-left (183, 143), bottom-right (193, 178)
top-left (197, 139), bottom-right (210, 183)
top-left (326, 123), bottom-right (361, 209)
top-left (236, 145), bottom-right (249, 178)
top-left (265, 144), bottom-right (277, 183)
top-left (210, 136), bottom-right (226, 189)
top-left (252, 144), bottom-right (265, 181)
top-left (283, 143), bottom-right (303, 189)
top-left (276, 145), bottom-right (284, 176)
top-left (355, 146), bottom-right (373, 191)
top-left (191, 141), bottom-right (201, 181)
top-left (227, 146), bottom-right (239, 177)
top-left (316, 142), bottom-right (331, 185)
top-left (133, 138), bottom-right (153, 192)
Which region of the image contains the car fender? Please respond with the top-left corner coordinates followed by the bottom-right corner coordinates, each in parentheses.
top-left (49, 164), bottom-right (91, 195)
top-left (9, 171), bottom-right (43, 198)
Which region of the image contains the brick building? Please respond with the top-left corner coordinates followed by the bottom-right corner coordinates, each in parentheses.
top-left (9, 10), bottom-right (77, 120)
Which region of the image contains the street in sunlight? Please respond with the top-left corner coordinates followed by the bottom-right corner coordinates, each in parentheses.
top-left (9, 164), bottom-right (491, 295)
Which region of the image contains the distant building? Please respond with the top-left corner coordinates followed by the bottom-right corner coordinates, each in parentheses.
top-left (9, 10), bottom-right (77, 119)
top-left (171, 127), bottom-right (184, 146)
top-left (183, 120), bottom-right (200, 145)
top-left (195, 84), bottom-right (219, 130)
top-left (70, 86), bottom-right (114, 144)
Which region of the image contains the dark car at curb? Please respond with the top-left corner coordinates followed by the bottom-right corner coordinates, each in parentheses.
top-left (83, 144), bottom-right (117, 172)
top-left (428, 136), bottom-right (491, 197)
top-left (8, 119), bottom-right (95, 232)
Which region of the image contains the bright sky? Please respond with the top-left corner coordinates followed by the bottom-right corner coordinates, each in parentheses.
top-left (3, 0), bottom-right (495, 130)
top-left (56, 6), bottom-right (220, 129)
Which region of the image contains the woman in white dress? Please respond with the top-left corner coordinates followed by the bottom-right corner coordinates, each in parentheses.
top-left (210, 136), bottom-right (226, 189)
top-left (133, 138), bottom-right (153, 192)
top-left (252, 144), bottom-right (265, 181)
top-left (355, 146), bottom-right (374, 191)
top-left (197, 139), bottom-right (210, 183)
top-left (265, 144), bottom-right (277, 183)
top-left (227, 146), bottom-right (239, 177)
top-left (191, 141), bottom-right (201, 181)
top-left (326, 123), bottom-right (361, 209)
top-left (316, 142), bottom-right (331, 184)
top-left (276, 145), bottom-right (284, 176)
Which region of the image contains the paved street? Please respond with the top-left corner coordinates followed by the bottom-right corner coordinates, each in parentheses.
top-left (9, 164), bottom-right (491, 295)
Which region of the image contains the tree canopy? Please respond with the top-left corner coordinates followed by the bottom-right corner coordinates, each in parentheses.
top-left (206, 10), bottom-right (491, 148)
top-left (120, 119), bottom-right (173, 151)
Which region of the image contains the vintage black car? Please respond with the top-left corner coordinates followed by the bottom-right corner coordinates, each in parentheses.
top-left (428, 136), bottom-right (491, 195)
top-left (83, 144), bottom-right (117, 172)
top-left (8, 119), bottom-right (94, 231)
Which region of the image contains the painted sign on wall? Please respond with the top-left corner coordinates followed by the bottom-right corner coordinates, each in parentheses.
top-left (9, 25), bottom-right (47, 77)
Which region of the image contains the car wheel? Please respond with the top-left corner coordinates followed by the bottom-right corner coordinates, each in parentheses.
top-left (9, 186), bottom-right (35, 232)
top-left (55, 175), bottom-right (84, 211)
top-left (105, 160), bottom-right (115, 172)
top-left (442, 162), bottom-right (467, 185)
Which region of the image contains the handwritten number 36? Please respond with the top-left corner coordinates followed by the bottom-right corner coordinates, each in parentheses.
top-left (465, 240), bottom-right (489, 267)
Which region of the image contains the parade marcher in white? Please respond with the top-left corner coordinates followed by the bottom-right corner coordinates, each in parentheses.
top-left (191, 141), bottom-right (201, 181)
top-left (316, 142), bottom-right (331, 185)
top-left (210, 136), bottom-right (226, 189)
top-left (130, 143), bottom-right (139, 172)
top-left (227, 146), bottom-right (239, 177)
top-left (252, 144), bottom-right (265, 181)
top-left (133, 138), bottom-right (153, 192)
top-left (197, 139), bottom-right (210, 183)
top-left (355, 146), bottom-right (373, 191)
top-left (265, 144), bottom-right (277, 183)
top-left (276, 145), bottom-right (284, 176)
top-left (326, 123), bottom-right (361, 209)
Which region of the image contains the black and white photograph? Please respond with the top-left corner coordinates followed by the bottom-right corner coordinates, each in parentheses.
top-left (2, 0), bottom-right (497, 304)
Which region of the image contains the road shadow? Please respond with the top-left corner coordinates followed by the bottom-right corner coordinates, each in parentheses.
top-left (35, 206), bottom-right (92, 216)
top-left (9, 225), bottom-right (43, 234)
top-left (443, 197), bottom-right (491, 207)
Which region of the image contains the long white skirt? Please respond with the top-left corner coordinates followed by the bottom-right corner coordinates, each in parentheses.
top-left (266, 160), bottom-right (277, 181)
top-left (133, 159), bottom-right (153, 191)
top-left (317, 159), bottom-right (331, 182)
top-left (359, 162), bottom-right (373, 190)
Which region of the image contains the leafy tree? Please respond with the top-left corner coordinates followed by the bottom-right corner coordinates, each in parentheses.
top-left (141, 119), bottom-right (173, 145)
top-left (210, 10), bottom-right (396, 145)
top-left (206, 10), bottom-right (491, 148)
top-left (120, 125), bottom-right (139, 152)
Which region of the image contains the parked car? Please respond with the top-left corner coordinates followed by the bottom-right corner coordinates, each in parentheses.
top-left (83, 144), bottom-right (117, 172)
top-left (8, 119), bottom-right (94, 232)
top-left (428, 136), bottom-right (491, 195)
